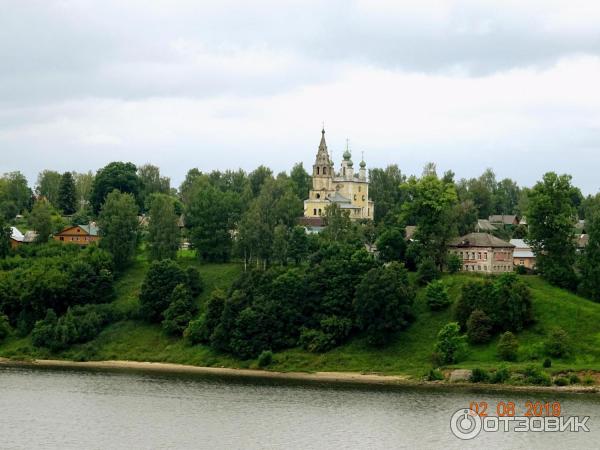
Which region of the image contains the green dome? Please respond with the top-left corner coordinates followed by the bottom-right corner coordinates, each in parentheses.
top-left (359, 160), bottom-right (366, 168)
top-left (347, 160), bottom-right (354, 167)
top-left (343, 149), bottom-right (351, 160)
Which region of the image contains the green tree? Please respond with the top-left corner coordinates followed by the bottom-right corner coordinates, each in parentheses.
top-left (138, 164), bottom-right (170, 210)
top-left (248, 165), bottom-right (273, 197)
top-left (289, 162), bottom-right (311, 201)
top-left (139, 259), bottom-right (187, 322)
top-left (527, 173), bottom-right (578, 289)
top-left (184, 289), bottom-right (225, 344)
top-left (29, 199), bottom-right (53, 243)
top-left (369, 165), bottom-right (406, 224)
top-left (375, 227), bottom-right (406, 262)
top-left (162, 284), bottom-right (196, 335)
top-left (74, 171), bottom-right (95, 210)
top-left (579, 209), bottom-right (600, 300)
top-left (545, 327), bottom-right (570, 358)
top-left (147, 194), bottom-right (180, 261)
top-left (58, 172), bottom-right (77, 214)
top-left (186, 181), bottom-right (236, 262)
top-left (90, 162), bottom-right (141, 213)
top-left (272, 224), bottom-right (289, 265)
top-left (434, 322), bottom-right (466, 364)
top-left (497, 331), bottom-right (519, 361)
top-left (98, 190), bottom-right (139, 270)
top-left (0, 216), bottom-right (10, 258)
top-left (3, 171), bottom-right (32, 214)
top-left (0, 313), bottom-right (11, 340)
top-left (425, 280), bottom-right (450, 311)
top-left (402, 174), bottom-right (458, 268)
top-left (353, 262), bottom-right (414, 346)
top-left (288, 226), bottom-right (309, 264)
top-left (466, 309), bottom-right (493, 344)
top-left (36, 170), bottom-right (62, 207)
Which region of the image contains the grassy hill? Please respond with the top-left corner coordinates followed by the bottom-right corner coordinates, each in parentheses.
top-left (2, 254), bottom-right (600, 380)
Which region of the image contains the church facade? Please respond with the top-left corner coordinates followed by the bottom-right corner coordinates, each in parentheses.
top-left (303, 128), bottom-right (374, 221)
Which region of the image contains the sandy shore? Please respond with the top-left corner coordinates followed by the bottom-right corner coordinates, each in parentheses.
top-left (1, 357), bottom-right (599, 394)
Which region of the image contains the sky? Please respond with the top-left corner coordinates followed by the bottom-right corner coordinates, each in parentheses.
top-left (1, 0), bottom-right (600, 193)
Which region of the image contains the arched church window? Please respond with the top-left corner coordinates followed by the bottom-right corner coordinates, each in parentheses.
top-left (318, 208), bottom-right (322, 215)
top-left (354, 195), bottom-right (356, 200)
top-left (313, 208), bottom-right (317, 215)
top-left (317, 167), bottom-right (320, 175)
top-left (323, 167), bottom-right (327, 175)
top-left (316, 193), bottom-right (320, 199)
top-left (362, 195), bottom-right (365, 201)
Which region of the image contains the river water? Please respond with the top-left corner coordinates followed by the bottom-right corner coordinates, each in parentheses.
top-left (0, 365), bottom-right (599, 449)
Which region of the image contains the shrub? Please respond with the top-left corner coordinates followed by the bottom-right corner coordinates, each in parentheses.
top-left (416, 259), bottom-right (439, 285)
top-left (257, 350), bottom-right (273, 368)
top-left (554, 377), bottom-right (569, 386)
top-left (545, 327), bottom-right (570, 358)
top-left (184, 289), bottom-right (226, 344)
top-left (0, 314), bottom-right (11, 340)
top-left (162, 284), bottom-right (196, 336)
top-left (139, 259), bottom-right (187, 322)
top-left (490, 366), bottom-right (510, 384)
top-left (569, 373), bottom-right (581, 384)
top-left (425, 368), bottom-right (445, 381)
top-left (466, 309), bottom-right (492, 344)
top-left (515, 265), bottom-right (527, 275)
top-left (543, 358), bottom-right (552, 368)
top-left (497, 331), bottom-right (519, 361)
top-left (31, 309), bottom-right (60, 351)
top-left (434, 322), bottom-right (466, 364)
top-left (522, 366), bottom-right (551, 386)
top-left (470, 368), bottom-right (489, 383)
top-left (425, 280), bottom-right (450, 311)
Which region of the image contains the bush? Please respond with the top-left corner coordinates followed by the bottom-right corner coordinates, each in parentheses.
top-left (162, 284), bottom-right (196, 336)
top-left (31, 309), bottom-right (60, 351)
top-left (416, 259), bottom-right (439, 285)
top-left (583, 374), bottom-right (595, 385)
top-left (425, 280), bottom-right (450, 311)
top-left (545, 327), bottom-right (570, 358)
top-left (522, 366), bottom-right (551, 386)
top-left (139, 259), bottom-right (187, 322)
top-left (257, 350), bottom-right (273, 368)
top-left (466, 309), bottom-right (492, 344)
top-left (184, 289), bottom-right (225, 344)
top-left (470, 368), bottom-right (489, 383)
top-left (434, 322), bottom-right (466, 364)
top-left (569, 373), bottom-right (581, 384)
top-left (0, 314), bottom-right (11, 340)
top-left (543, 358), bottom-right (552, 368)
top-left (515, 265), bottom-right (527, 275)
top-left (425, 368), bottom-right (445, 381)
top-left (497, 331), bottom-right (519, 361)
top-left (490, 366), bottom-right (510, 384)
top-left (554, 377), bottom-right (569, 386)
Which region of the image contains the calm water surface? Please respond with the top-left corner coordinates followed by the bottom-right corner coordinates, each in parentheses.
top-left (1, 365), bottom-right (599, 449)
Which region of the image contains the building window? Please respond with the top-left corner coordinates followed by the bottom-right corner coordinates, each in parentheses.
top-left (343, 168), bottom-right (346, 176)
top-left (318, 208), bottom-right (322, 215)
top-left (484, 252), bottom-right (488, 260)
top-left (323, 167), bottom-right (327, 175)
top-left (477, 252), bottom-right (481, 260)
top-left (354, 195), bottom-right (357, 200)
top-left (358, 186), bottom-right (361, 192)
top-left (317, 167), bottom-right (320, 175)
top-left (313, 208), bottom-right (317, 215)
top-left (520, 259), bottom-right (524, 265)
top-left (362, 195), bottom-right (365, 201)
top-left (59, 237), bottom-right (64, 241)
top-left (316, 193), bottom-right (320, 199)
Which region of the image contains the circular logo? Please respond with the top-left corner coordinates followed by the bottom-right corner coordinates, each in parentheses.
top-left (450, 408), bottom-right (482, 440)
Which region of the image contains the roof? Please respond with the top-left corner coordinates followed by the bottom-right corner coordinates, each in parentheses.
top-left (10, 227), bottom-right (24, 242)
top-left (489, 215), bottom-right (519, 225)
top-left (476, 219), bottom-right (497, 231)
top-left (449, 233), bottom-right (514, 248)
top-left (405, 225), bottom-right (417, 240)
top-left (328, 191), bottom-right (351, 204)
top-left (511, 239), bottom-right (535, 258)
top-left (22, 231), bottom-right (38, 243)
top-left (514, 250), bottom-right (535, 258)
top-left (298, 216), bottom-right (324, 227)
top-left (79, 224), bottom-right (99, 236)
top-left (509, 239), bottom-right (530, 249)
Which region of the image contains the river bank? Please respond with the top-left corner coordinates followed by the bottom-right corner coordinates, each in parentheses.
top-left (1, 357), bottom-right (598, 395)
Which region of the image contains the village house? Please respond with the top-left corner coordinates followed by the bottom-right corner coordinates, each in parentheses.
top-left (509, 238), bottom-right (536, 270)
top-left (488, 214), bottom-right (520, 227)
top-left (10, 227), bottom-right (37, 248)
top-left (448, 232), bottom-right (514, 273)
top-left (53, 224), bottom-right (100, 246)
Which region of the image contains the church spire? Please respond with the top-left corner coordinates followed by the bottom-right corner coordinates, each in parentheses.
top-left (319, 126), bottom-right (327, 152)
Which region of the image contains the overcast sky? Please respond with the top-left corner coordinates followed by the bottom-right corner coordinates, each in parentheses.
top-left (2, 0), bottom-right (600, 193)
